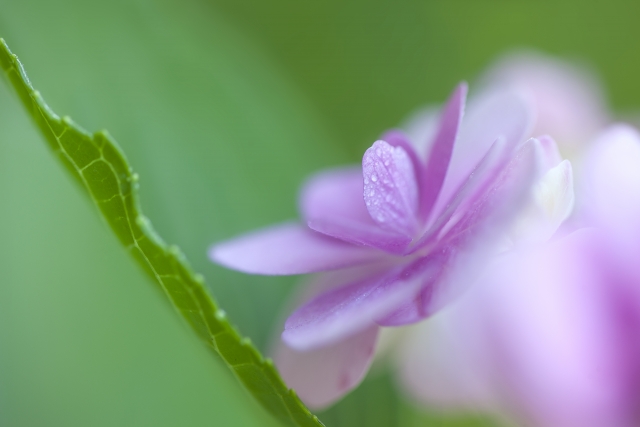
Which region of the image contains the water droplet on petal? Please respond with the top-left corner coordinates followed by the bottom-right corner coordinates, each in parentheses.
top-left (369, 190), bottom-right (375, 196)
top-left (371, 174), bottom-right (378, 182)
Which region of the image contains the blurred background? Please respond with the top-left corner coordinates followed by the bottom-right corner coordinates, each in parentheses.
top-left (1, 1), bottom-right (639, 426)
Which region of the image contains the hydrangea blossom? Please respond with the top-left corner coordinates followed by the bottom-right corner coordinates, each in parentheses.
top-left (397, 125), bottom-right (640, 427)
top-left (210, 82), bottom-right (563, 408)
top-left (480, 51), bottom-right (611, 152)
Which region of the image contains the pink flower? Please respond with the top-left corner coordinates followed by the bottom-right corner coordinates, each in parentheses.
top-left (481, 51), bottom-right (611, 152)
top-left (398, 125), bottom-right (640, 427)
top-left (210, 83), bottom-right (555, 408)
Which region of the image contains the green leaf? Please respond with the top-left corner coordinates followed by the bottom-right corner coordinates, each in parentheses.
top-left (0, 38), bottom-right (324, 427)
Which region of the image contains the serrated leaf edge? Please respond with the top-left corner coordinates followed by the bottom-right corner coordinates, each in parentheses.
top-left (0, 38), bottom-right (324, 427)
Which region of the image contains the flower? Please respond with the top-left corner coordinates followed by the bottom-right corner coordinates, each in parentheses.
top-left (210, 82), bottom-right (560, 408)
top-left (397, 125), bottom-right (640, 427)
top-left (480, 51), bottom-right (611, 154)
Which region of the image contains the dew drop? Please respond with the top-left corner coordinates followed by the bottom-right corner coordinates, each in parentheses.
top-left (369, 190), bottom-right (375, 196)
top-left (371, 174), bottom-right (378, 182)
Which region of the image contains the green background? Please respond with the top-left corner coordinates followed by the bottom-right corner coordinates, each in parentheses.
top-left (0, 0), bottom-right (638, 426)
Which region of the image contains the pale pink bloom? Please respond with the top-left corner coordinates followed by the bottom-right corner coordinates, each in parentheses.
top-left (210, 83), bottom-right (556, 408)
top-left (398, 125), bottom-right (640, 427)
top-left (481, 51), bottom-right (610, 152)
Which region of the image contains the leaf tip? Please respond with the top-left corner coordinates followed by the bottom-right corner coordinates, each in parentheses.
top-left (135, 215), bottom-right (150, 228)
top-left (0, 38), bottom-right (10, 54)
top-left (168, 244), bottom-right (183, 258)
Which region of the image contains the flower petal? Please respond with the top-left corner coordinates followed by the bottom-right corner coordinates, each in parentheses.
top-left (381, 139), bottom-right (543, 326)
top-left (397, 309), bottom-right (496, 412)
top-left (431, 89), bottom-right (534, 222)
top-left (412, 136), bottom-right (512, 252)
top-left (381, 129), bottom-right (424, 181)
top-left (375, 282), bottom-right (438, 326)
top-left (282, 259), bottom-right (435, 350)
top-left (402, 106), bottom-right (440, 155)
top-left (481, 51), bottom-right (610, 149)
top-left (419, 83), bottom-right (467, 221)
top-left (381, 128), bottom-right (428, 215)
top-left (300, 167), bottom-right (374, 225)
top-left (307, 217), bottom-right (411, 255)
top-left (300, 166), bottom-right (412, 253)
top-left (439, 137), bottom-right (542, 246)
top-left (507, 158), bottom-right (574, 245)
top-left (274, 325), bottom-right (378, 409)
top-left (430, 138), bottom-right (544, 305)
top-left (538, 134), bottom-right (563, 169)
top-left (583, 124), bottom-right (640, 244)
top-left (400, 229), bottom-right (632, 426)
top-left (209, 222), bottom-right (383, 275)
top-left (362, 140), bottom-right (419, 236)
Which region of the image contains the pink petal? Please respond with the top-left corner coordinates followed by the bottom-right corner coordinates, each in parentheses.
top-left (481, 51), bottom-right (610, 149)
top-left (381, 129), bottom-right (424, 181)
top-left (419, 83), bottom-right (467, 221)
top-left (362, 140), bottom-right (419, 237)
top-left (493, 232), bottom-right (632, 427)
top-left (402, 106), bottom-right (440, 155)
top-left (583, 124), bottom-right (640, 245)
top-left (307, 217), bottom-right (411, 255)
top-left (397, 308), bottom-right (496, 412)
top-left (282, 259), bottom-right (435, 350)
top-left (508, 158), bottom-right (575, 245)
top-left (438, 137), bottom-right (542, 245)
top-left (439, 230), bottom-right (628, 426)
top-left (375, 282), bottom-right (438, 326)
top-left (411, 136), bottom-right (511, 253)
top-left (380, 139), bottom-right (543, 326)
top-left (274, 325), bottom-right (378, 409)
top-left (537, 134), bottom-right (563, 169)
top-left (431, 89), bottom-right (534, 223)
top-left (432, 138), bottom-right (545, 305)
top-left (397, 230), bottom-right (621, 423)
top-left (300, 167), bottom-right (374, 225)
top-left (381, 129), bottom-right (428, 216)
top-left (301, 166), bottom-right (412, 253)
top-left (209, 222), bottom-right (383, 275)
